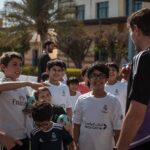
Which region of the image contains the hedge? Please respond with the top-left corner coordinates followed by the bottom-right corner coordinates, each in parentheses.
top-left (22, 66), bottom-right (82, 81)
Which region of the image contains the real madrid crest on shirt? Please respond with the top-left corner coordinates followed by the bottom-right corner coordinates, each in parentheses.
top-left (51, 132), bottom-right (57, 141)
top-left (62, 89), bottom-right (66, 96)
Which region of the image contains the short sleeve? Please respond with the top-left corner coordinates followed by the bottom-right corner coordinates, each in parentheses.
top-left (112, 99), bottom-right (123, 130)
top-left (62, 127), bottom-right (73, 145)
top-left (72, 98), bottom-right (83, 124)
top-left (65, 86), bottom-right (72, 108)
top-left (129, 53), bottom-right (150, 105)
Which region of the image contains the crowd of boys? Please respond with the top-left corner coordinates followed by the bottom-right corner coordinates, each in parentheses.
top-left (0, 8), bottom-right (150, 150)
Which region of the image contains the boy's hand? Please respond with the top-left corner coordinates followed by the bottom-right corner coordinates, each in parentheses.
top-left (0, 133), bottom-right (22, 150)
top-left (29, 82), bottom-right (44, 90)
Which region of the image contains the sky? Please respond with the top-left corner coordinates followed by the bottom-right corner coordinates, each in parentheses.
top-left (0, 0), bottom-right (20, 10)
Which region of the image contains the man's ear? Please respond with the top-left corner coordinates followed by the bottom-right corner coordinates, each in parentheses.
top-left (134, 25), bottom-right (141, 36)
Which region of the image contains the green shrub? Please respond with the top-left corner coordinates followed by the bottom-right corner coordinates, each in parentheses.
top-left (22, 66), bottom-right (82, 81)
top-left (66, 68), bottom-right (82, 81)
top-left (22, 66), bottom-right (38, 76)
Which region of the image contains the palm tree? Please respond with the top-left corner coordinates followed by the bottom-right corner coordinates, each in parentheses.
top-left (4, 0), bottom-right (60, 46)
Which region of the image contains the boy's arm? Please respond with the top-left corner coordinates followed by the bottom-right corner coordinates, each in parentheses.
top-left (0, 131), bottom-right (22, 150)
top-left (116, 101), bottom-right (146, 150)
top-left (73, 123), bottom-right (80, 149)
top-left (114, 130), bottom-right (120, 146)
top-left (0, 81), bottom-right (43, 91)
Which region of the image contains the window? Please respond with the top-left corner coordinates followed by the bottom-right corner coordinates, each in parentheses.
top-left (76, 5), bottom-right (85, 20)
top-left (96, 1), bottom-right (108, 19)
top-left (126, 0), bottom-right (142, 16)
top-left (134, 1), bottom-right (142, 11)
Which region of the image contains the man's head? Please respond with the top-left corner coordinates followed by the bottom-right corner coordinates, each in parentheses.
top-left (87, 63), bottom-right (109, 90)
top-left (43, 39), bottom-right (55, 53)
top-left (0, 52), bottom-right (23, 80)
top-left (32, 102), bottom-right (53, 131)
top-left (127, 8), bottom-right (150, 52)
top-left (34, 87), bottom-right (52, 103)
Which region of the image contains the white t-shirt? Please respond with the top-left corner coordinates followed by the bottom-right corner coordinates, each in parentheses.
top-left (73, 92), bottom-right (123, 150)
top-left (105, 81), bottom-right (127, 115)
top-left (0, 78), bottom-right (28, 139)
top-left (70, 91), bottom-right (81, 111)
top-left (45, 81), bottom-right (72, 110)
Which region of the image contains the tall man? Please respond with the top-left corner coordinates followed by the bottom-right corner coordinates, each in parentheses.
top-left (37, 39), bottom-right (55, 82)
top-left (117, 8), bottom-right (150, 150)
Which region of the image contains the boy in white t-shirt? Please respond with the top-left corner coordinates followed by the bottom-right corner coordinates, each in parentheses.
top-left (105, 62), bottom-right (127, 116)
top-left (45, 59), bottom-right (72, 118)
top-left (73, 63), bottom-right (123, 150)
top-left (0, 52), bottom-right (43, 150)
top-left (67, 77), bottom-right (81, 111)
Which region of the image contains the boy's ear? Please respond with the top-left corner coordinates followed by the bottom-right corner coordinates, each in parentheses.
top-left (0, 64), bottom-right (6, 72)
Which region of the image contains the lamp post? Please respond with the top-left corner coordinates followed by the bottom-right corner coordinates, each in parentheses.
top-left (127, 0), bottom-right (134, 62)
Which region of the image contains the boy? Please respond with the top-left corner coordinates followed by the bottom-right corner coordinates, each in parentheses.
top-left (34, 86), bottom-right (66, 123)
top-left (31, 102), bottom-right (73, 150)
top-left (45, 59), bottom-right (72, 118)
top-left (73, 63), bottom-right (123, 150)
top-left (105, 62), bottom-right (127, 116)
top-left (0, 52), bottom-right (43, 150)
top-left (67, 77), bottom-right (81, 111)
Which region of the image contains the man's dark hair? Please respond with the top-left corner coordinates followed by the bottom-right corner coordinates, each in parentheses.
top-left (0, 52), bottom-right (23, 67)
top-left (127, 8), bottom-right (150, 36)
top-left (87, 63), bottom-right (109, 79)
top-left (47, 59), bottom-right (64, 71)
top-left (43, 39), bottom-right (54, 49)
top-left (106, 62), bottom-right (119, 72)
top-left (32, 102), bottom-right (53, 122)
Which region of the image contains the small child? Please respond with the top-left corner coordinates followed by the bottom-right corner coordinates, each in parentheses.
top-left (67, 77), bottom-right (81, 111)
top-left (34, 86), bottom-right (66, 123)
top-left (45, 59), bottom-right (72, 118)
top-left (31, 102), bottom-right (73, 150)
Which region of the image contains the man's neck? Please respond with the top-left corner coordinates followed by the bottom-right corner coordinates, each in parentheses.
top-left (139, 37), bottom-right (150, 51)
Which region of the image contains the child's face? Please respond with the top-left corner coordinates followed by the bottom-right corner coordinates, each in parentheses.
top-left (48, 66), bottom-right (63, 82)
top-left (2, 58), bottom-right (22, 80)
top-left (108, 67), bottom-right (118, 81)
top-left (35, 120), bottom-right (51, 132)
top-left (69, 83), bottom-right (79, 93)
top-left (38, 90), bottom-right (52, 103)
top-left (89, 70), bottom-right (107, 90)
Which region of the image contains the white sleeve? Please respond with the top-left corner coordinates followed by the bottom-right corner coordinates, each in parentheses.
top-left (65, 86), bottom-right (72, 108)
top-left (72, 98), bottom-right (82, 124)
top-left (112, 99), bottom-right (123, 130)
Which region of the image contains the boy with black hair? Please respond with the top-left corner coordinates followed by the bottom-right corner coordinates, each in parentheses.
top-left (67, 77), bottom-right (81, 111)
top-left (73, 63), bottom-right (123, 150)
top-left (45, 59), bottom-right (72, 118)
top-left (105, 62), bottom-right (127, 116)
top-left (31, 102), bottom-right (73, 150)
